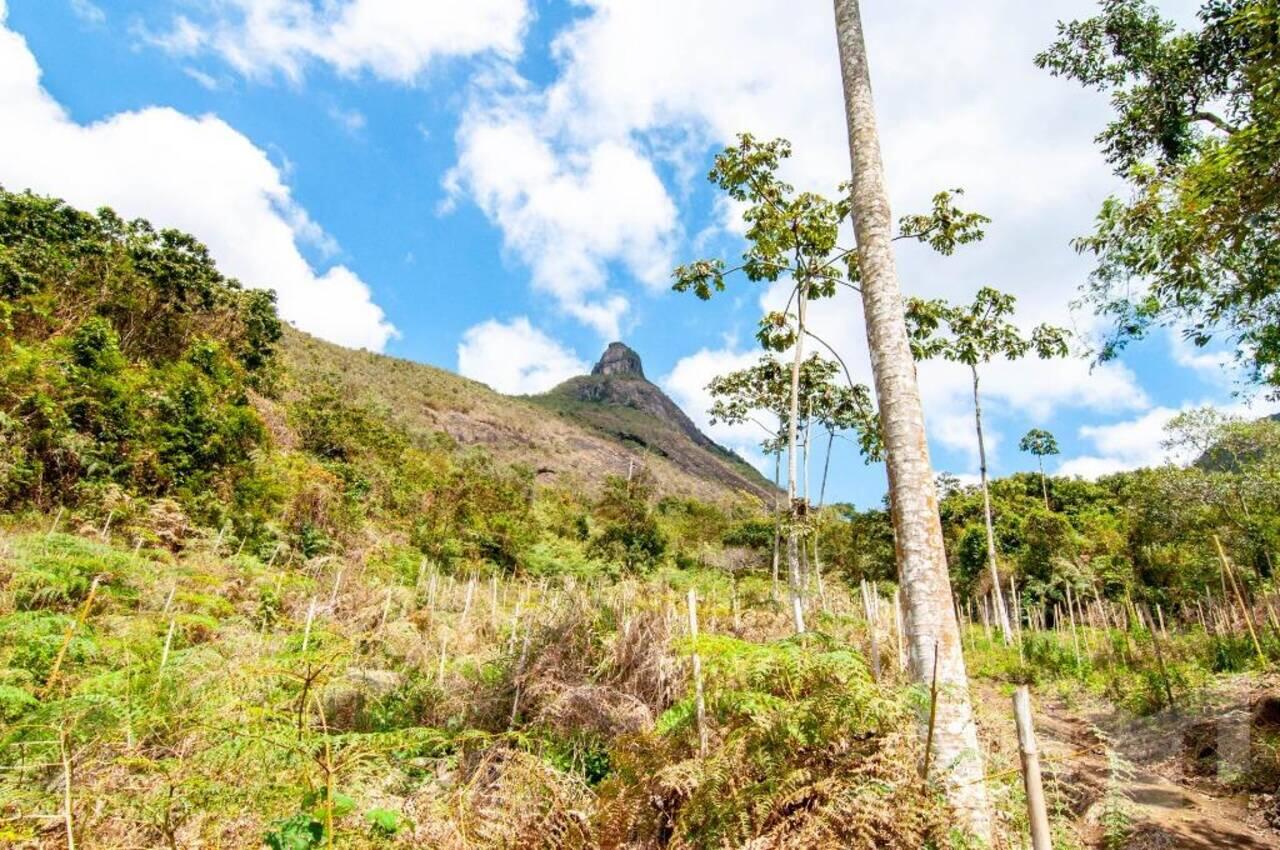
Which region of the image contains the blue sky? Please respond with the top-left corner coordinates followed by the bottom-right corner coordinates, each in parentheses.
top-left (1, 0), bottom-right (1272, 507)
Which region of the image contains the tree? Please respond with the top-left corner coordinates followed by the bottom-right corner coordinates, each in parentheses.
top-left (906, 287), bottom-right (1070, 641)
top-left (1019, 428), bottom-right (1061, 509)
top-left (706, 353), bottom-right (880, 606)
top-left (832, 0), bottom-right (994, 838)
top-left (704, 350), bottom-right (878, 609)
top-left (673, 135), bottom-right (859, 635)
top-left (1037, 0), bottom-right (1280, 393)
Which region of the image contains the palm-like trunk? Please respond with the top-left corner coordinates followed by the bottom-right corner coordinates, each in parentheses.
top-left (786, 289), bottom-right (808, 634)
top-left (832, 0), bottom-right (993, 839)
top-left (1038, 456), bottom-right (1049, 510)
top-left (972, 366), bottom-right (1012, 643)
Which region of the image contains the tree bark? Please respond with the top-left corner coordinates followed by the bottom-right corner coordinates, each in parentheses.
top-left (771, 450), bottom-right (782, 601)
top-left (786, 289), bottom-right (808, 634)
top-left (972, 366), bottom-right (1012, 642)
top-left (832, 0), bottom-right (993, 839)
top-left (1038, 456), bottom-right (1049, 510)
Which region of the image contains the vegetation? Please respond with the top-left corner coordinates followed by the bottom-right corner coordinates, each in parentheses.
top-left (1038, 0), bottom-right (1280, 391)
top-left (4, 1), bottom-right (1280, 843)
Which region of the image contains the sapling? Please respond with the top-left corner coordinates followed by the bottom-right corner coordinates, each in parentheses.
top-left (906, 287), bottom-right (1069, 643)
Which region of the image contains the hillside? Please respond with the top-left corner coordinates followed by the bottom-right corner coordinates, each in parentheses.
top-left (280, 331), bottom-right (776, 504)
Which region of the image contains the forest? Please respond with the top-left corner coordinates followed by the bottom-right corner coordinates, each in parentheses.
top-left (1, 0), bottom-right (1279, 848)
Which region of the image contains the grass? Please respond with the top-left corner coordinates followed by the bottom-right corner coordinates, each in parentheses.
top-left (280, 329), bottom-right (773, 507)
top-left (0, 523), bottom-right (959, 849)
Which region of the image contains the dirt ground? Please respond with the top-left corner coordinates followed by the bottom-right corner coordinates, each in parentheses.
top-left (977, 674), bottom-right (1280, 848)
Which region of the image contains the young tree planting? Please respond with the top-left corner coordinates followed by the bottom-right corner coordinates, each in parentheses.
top-left (1019, 427), bottom-right (1060, 509)
top-left (905, 287), bottom-right (1070, 640)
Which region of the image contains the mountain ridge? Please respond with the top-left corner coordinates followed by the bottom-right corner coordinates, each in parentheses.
top-left (529, 342), bottom-right (774, 500)
top-left (280, 331), bottom-right (776, 504)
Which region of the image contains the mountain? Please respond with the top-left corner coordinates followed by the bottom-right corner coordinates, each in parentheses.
top-left (280, 332), bottom-right (775, 504)
top-left (529, 342), bottom-right (775, 500)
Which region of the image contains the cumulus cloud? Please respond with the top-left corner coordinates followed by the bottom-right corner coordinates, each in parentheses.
top-left (445, 107), bottom-right (676, 338)
top-left (661, 347), bottom-right (776, 473)
top-left (1058, 397), bottom-right (1280, 478)
top-left (0, 8), bottom-right (397, 350)
top-left (448, 0), bottom-right (1163, 444)
top-left (457, 317), bottom-right (587, 395)
top-left (140, 0), bottom-right (530, 84)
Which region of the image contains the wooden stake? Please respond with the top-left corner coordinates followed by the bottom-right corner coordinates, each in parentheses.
top-left (1012, 687), bottom-right (1052, 850)
top-left (1215, 535), bottom-right (1266, 665)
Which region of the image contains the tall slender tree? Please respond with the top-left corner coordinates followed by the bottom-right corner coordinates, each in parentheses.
top-left (906, 287), bottom-right (1069, 641)
top-left (1019, 428), bottom-right (1060, 509)
top-left (674, 136), bottom-right (984, 635)
top-left (832, 0), bottom-right (995, 838)
top-left (707, 353), bottom-right (880, 615)
top-left (705, 352), bottom-right (874, 612)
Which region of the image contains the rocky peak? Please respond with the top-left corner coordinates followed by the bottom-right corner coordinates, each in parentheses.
top-left (592, 342), bottom-right (645, 379)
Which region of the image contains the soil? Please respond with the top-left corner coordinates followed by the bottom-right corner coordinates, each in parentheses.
top-left (978, 675), bottom-right (1280, 848)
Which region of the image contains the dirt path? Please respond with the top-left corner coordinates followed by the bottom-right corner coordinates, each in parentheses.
top-left (1035, 696), bottom-right (1276, 849)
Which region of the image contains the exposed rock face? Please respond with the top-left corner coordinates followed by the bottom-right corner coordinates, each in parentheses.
top-left (530, 343), bottom-right (776, 501)
top-left (592, 342), bottom-right (645, 378)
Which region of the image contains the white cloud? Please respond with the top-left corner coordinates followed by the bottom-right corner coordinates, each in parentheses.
top-left (661, 347), bottom-right (776, 474)
top-left (0, 9), bottom-right (397, 351)
top-left (143, 0), bottom-right (530, 84)
top-left (1058, 396), bottom-right (1280, 478)
top-left (457, 317), bottom-right (587, 395)
top-left (182, 66), bottom-right (224, 91)
top-left (328, 105), bottom-right (366, 134)
top-left (446, 108), bottom-right (676, 338)
top-left (69, 0), bottom-right (105, 26)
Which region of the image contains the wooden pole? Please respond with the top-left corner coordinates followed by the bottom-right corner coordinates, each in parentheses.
top-left (1012, 687), bottom-right (1053, 850)
top-left (1215, 535), bottom-right (1266, 665)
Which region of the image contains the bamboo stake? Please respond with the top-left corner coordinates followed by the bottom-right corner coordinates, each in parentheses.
top-left (862, 582), bottom-right (881, 682)
top-left (509, 626), bottom-right (531, 726)
top-left (893, 588), bottom-right (906, 671)
top-left (1012, 687), bottom-right (1052, 850)
top-left (1065, 586), bottom-right (1081, 671)
top-left (301, 598), bottom-right (317, 653)
top-left (1143, 604), bottom-right (1176, 709)
top-left (47, 506), bottom-right (64, 537)
top-left (41, 577), bottom-right (101, 698)
top-left (1215, 535), bottom-right (1266, 665)
top-left (61, 731), bottom-right (76, 850)
top-left (922, 642), bottom-right (940, 782)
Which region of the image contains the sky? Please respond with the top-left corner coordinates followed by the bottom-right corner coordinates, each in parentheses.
top-left (1, 0), bottom-right (1274, 507)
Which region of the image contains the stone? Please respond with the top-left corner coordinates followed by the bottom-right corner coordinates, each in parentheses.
top-left (592, 342), bottom-right (644, 378)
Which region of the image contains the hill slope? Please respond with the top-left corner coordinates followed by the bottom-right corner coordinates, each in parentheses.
top-left (528, 342), bottom-right (774, 500)
top-left (280, 332), bottom-right (775, 504)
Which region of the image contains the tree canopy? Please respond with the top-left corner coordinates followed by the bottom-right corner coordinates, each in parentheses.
top-left (1038, 0), bottom-right (1280, 392)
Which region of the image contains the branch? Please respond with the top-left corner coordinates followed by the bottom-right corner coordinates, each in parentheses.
top-left (803, 327), bottom-right (859, 393)
top-left (1192, 110), bottom-right (1237, 135)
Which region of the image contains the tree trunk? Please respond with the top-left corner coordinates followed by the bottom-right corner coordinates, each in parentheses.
top-left (972, 366), bottom-right (1012, 642)
top-left (786, 288), bottom-right (808, 634)
top-left (820, 428), bottom-right (835, 508)
top-left (771, 450), bottom-right (782, 601)
top-left (1038, 456), bottom-right (1049, 510)
top-left (832, 0), bottom-right (993, 839)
